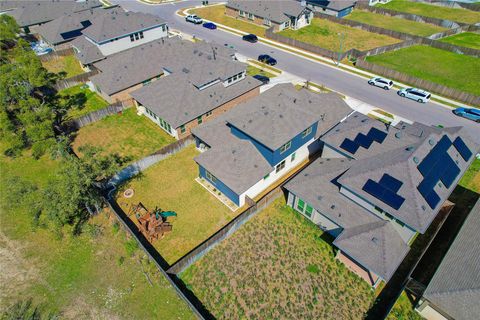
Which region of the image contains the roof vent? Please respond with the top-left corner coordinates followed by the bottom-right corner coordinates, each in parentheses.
top-left (361, 119), bottom-right (367, 123)
top-left (279, 114), bottom-right (283, 118)
top-left (372, 237), bottom-right (379, 244)
top-left (182, 68), bottom-right (190, 73)
top-left (429, 139), bottom-right (435, 146)
top-left (413, 156), bottom-right (419, 164)
top-left (395, 132), bottom-right (402, 139)
top-left (317, 196), bottom-right (322, 201)
top-left (421, 205), bottom-right (426, 211)
top-left (406, 146), bottom-right (414, 151)
top-left (330, 205), bottom-right (335, 209)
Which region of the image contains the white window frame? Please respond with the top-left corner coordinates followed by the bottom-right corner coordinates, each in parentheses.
top-left (248, 13), bottom-right (254, 20)
top-left (276, 160), bottom-right (286, 173)
top-left (263, 18), bottom-right (271, 26)
top-left (239, 10), bottom-right (245, 17)
top-left (280, 141), bottom-right (291, 154)
top-left (302, 126), bottom-right (312, 138)
top-left (206, 170), bottom-right (217, 183)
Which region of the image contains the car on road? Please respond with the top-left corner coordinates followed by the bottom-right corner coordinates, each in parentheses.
top-left (453, 107), bottom-right (480, 123)
top-left (253, 74), bottom-right (270, 84)
top-left (368, 77), bottom-right (393, 90)
top-left (203, 22), bottom-right (216, 29)
top-left (185, 15), bottom-right (203, 24)
top-left (397, 87), bottom-right (431, 103)
top-left (258, 54), bottom-right (277, 66)
top-left (242, 34), bottom-right (258, 43)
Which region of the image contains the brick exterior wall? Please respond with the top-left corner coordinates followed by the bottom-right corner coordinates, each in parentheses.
top-left (337, 251), bottom-right (380, 286)
top-left (175, 85), bottom-right (260, 139)
top-left (225, 7), bottom-right (281, 32)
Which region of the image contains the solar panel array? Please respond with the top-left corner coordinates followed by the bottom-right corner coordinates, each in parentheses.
top-left (417, 135), bottom-right (472, 209)
top-left (362, 173), bottom-right (405, 210)
top-left (340, 127), bottom-right (387, 155)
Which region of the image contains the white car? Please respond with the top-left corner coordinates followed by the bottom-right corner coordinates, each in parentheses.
top-left (397, 87), bottom-right (431, 103)
top-left (368, 77), bottom-right (394, 90)
top-left (185, 15), bottom-right (203, 24)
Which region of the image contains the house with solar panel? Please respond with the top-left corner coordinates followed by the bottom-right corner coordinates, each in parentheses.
top-left (192, 84), bottom-right (352, 209)
top-left (284, 112), bottom-right (478, 286)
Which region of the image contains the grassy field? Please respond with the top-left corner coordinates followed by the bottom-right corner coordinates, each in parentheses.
top-left (366, 45), bottom-right (480, 95)
top-left (387, 291), bottom-right (424, 320)
top-left (59, 84), bottom-right (109, 119)
top-left (279, 18), bottom-right (400, 52)
top-left (246, 65), bottom-right (276, 78)
top-left (191, 5), bottom-right (267, 36)
top-left (41, 55), bottom-right (84, 78)
top-left (381, 0), bottom-right (480, 24)
top-left (116, 144), bottom-right (240, 265)
top-left (439, 32), bottom-right (480, 50)
top-left (72, 108), bottom-right (175, 161)
top-left (181, 197), bottom-right (374, 319)
top-left (346, 10), bottom-right (446, 36)
top-left (0, 145), bottom-right (194, 319)
top-left (460, 158), bottom-right (480, 194)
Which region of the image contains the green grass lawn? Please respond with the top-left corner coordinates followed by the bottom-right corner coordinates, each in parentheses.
top-left (191, 5), bottom-right (267, 37)
top-left (116, 144), bottom-right (241, 265)
top-left (0, 145), bottom-right (194, 319)
top-left (346, 10), bottom-right (446, 36)
top-left (246, 65), bottom-right (276, 78)
top-left (459, 158), bottom-right (480, 194)
top-left (41, 54), bottom-right (84, 78)
top-left (59, 84), bottom-right (109, 119)
top-left (439, 32), bottom-right (480, 50)
top-left (279, 18), bottom-right (401, 52)
top-left (72, 108), bottom-right (175, 161)
top-left (381, 0), bottom-right (480, 24)
top-left (387, 291), bottom-right (424, 320)
top-left (365, 45), bottom-right (480, 95)
top-left (180, 197), bottom-right (374, 319)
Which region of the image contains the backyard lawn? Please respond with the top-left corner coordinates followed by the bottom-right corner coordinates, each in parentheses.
top-left (246, 65), bottom-right (276, 78)
top-left (278, 18), bottom-right (401, 52)
top-left (365, 45), bottom-right (480, 95)
top-left (346, 10), bottom-right (446, 37)
top-left (181, 197), bottom-right (375, 319)
top-left (381, 0), bottom-right (480, 24)
top-left (439, 32), bottom-right (480, 50)
top-left (41, 54), bottom-right (84, 78)
top-left (72, 108), bottom-right (175, 161)
top-left (59, 84), bottom-right (109, 119)
top-left (190, 4), bottom-right (267, 36)
top-left (0, 144), bottom-right (194, 319)
top-left (459, 158), bottom-right (480, 194)
top-left (387, 291), bottom-right (424, 320)
top-left (116, 144), bottom-right (240, 265)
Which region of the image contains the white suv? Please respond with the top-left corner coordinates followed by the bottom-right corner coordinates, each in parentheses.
top-left (397, 87), bottom-right (431, 103)
top-left (368, 77), bottom-right (394, 90)
top-left (185, 15), bottom-right (203, 24)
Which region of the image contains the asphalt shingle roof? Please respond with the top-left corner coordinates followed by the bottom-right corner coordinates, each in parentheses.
top-left (71, 35), bottom-right (105, 65)
top-left (423, 199), bottom-right (480, 320)
top-left (226, 0), bottom-right (310, 23)
top-left (305, 0), bottom-right (356, 11)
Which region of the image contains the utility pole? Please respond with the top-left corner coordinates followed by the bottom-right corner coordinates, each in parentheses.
top-left (337, 32), bottom-right (345, 66)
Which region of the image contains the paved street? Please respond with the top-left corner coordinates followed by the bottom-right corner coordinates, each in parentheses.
top-left (113, 0), bottom-right (479, 142)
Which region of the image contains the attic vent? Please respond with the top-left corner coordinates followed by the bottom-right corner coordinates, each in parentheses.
top-left (248, 119), bottom-right (252, 123)
top-left (279, 114), bottom-right (283, 118)
top-left (254, 164), bottom-right (258, 168)
top-left (406, 146), bottom-right (414, 151)
top-left (361, 119), bottom-right (367, 123)
top-left (421, 205), bottom-right (426, 211)
top-left (395, 132), bottom-right (402, 139)
top-left (429, 139), bottom-right (435, 146)
top-left (317, 196), bottom-right (322, 201)
top-left (354, 114), bottom-right (358, 118)
top-left (330, 205), bottom-right (335, 209)
top-left (293, 99), bottom-right (297, 104)
top-left (232, 150), bottom-right (236, 154)
top-left (193, 49), bottom-right (198, 54)
top-left (413, 156), bottom-right (419, 164)
top-left (372, 237), bottom-right (379, 244)
top-left (182, 68), bottom-right (190, 73)
top-left (264, 111), bottom-right (268, 116)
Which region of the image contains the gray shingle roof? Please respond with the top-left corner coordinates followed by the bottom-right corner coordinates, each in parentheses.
top-left (228, 84), bottom-right (352, 150)
top-left (1, 0), bottom-right (102, 27)
top-left (131, 74), bottom-right (261, 129)
top-left (227, 0), bottom-right (310, 23)
top-left (82, 10), bottom-right (166, 43)
top-left (338, 127), bottom-right (478, 232)
top-left (90, 37), bottom-right (236, 95)
top-left (71, 35), bottom-right (105, 65)
top-left (36, 6), bottom-right (113, 45)
top-left (333, 220), bottom-right (409, 281)
top-left (305, 0), bottom-right (356, 11)
top-left (423, 199), bottom-right (480, 320)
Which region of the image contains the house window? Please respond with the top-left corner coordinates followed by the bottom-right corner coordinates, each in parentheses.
top-left (130, 34), bottom-right (134, 42)
top-left (291, 152), bottom-right (296, 162)
top-left (139, 31), bottom-right (144, 39)
top-left (135, 33), bottom-right (139, 40)
top-left (285, 20), bottom-right (290, 28)
top-left (279, 141), bottom-right (291, 154)
top-left (206, 170), bottom-right (217, 183)
top-left (276, 160), bottom-right (286, 173)
top-left (248, 13), bottom-right (254, 20)
top-left (239, 10), bottom-right (245, 17)
top-left (180, 125), bottom-right (186, 134)
top-left (197, 116), bottom-right (203, 124)
top-left (205, 111), bottom-right (212, 117)
top-left (302, 126), bottom-right (312, 138)
top-left (263, 173), bottom-right (270, 180)
top-left (297, 198), bottom-right (305, 212)
top-left (264, 18), bottom-right (271, 26)
top-left (305, 204), bottom-right (313, 217)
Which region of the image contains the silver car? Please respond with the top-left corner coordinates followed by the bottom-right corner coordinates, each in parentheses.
top-left (368, 77), bottom-right (394, 90)
top-left (397, 87), bottom-right (431, 103)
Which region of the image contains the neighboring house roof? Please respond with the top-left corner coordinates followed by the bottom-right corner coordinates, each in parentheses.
top-left (90, 37), bottom-right (236, 95)
top-left (338, 127), bottom-right (478, 232)
top-left (333, 220), bottom-right (409, 281)
top-left (36, 6), bottom-right (114, 45)
top-left (1, 0), bottom-right (102, 27)
top-left (131, 74), bottom-right (261, 129)
top-left (71, 35), bottom-right (105, 65)
top-left (423, 199), bottom-right (480, 320)
top-left (228, 84), bottom-right (352, 151)
top-left (82, 10), bottom-right (166, 43)
top-left (284, 157), bottom-right (409, 281)
top-left (305, 0), bottom-right (356, 11)
top-left (193, 84), bottom-right (352, 195)
top-left (226, 0), bottom-right (310, 23)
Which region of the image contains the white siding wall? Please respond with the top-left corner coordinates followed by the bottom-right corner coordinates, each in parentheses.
top-left (96, 25), bottom-right (168, 56)
top-left (416, 301), bottom-right (449, 320)
top-left (238, 137), bottom-right (319, 207)
top-left (294, 11), bottom-right (313, 29)
top-left (136, 104), bottom-right (179, 139)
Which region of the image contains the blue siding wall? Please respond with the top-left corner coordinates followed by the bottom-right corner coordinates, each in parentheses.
top-left (229, 122), bottom-right (318, 166)
top-left (199, 165), bottom-right (240, 206)
top-left (338, 7), bottom-right (353, 18)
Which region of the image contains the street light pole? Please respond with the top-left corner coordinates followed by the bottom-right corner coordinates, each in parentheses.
top-left (337, 32), bottom-right (345, 66)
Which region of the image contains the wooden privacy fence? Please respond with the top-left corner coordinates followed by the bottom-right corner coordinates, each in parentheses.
top-left (356, 59), bottom-right (480, 105)
top-left (166, 187), bottom-right (284, 275)
top-left (54, 69), bottom-right (98, 90)
top-left (67, 100), bottom-right (130, 129)
top-left (38, 47), bottom-right (75, 61)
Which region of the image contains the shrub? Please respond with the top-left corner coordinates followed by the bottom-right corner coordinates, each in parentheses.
top-left (124, 238), bottom-right (139, 256)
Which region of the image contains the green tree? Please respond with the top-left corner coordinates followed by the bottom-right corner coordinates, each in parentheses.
top-left (0, 15), bottom-right (19, 47)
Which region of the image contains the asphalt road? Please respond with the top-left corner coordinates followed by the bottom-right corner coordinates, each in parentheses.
top-left (113, 0), bottom-right (479, 142)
